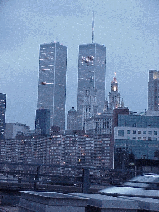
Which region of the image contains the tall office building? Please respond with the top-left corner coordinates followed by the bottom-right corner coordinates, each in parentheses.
top-left (0, 93), bottom-right (6, 140)
top-left (148, 70), bottom-right (159, 112)
top-left (77, 43), bottom-right (106, 129)
top-left (37, 42), bottom-right (67, 130)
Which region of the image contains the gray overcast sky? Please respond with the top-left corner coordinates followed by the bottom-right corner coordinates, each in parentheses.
top-left (0, 0), bottom-right (159, 129)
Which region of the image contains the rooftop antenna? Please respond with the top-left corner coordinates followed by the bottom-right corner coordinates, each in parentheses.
top-left (92, 11), bottom-right (94, 43)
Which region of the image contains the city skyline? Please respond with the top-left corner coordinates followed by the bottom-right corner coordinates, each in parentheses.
top-left (1, 0), bottom-right (159, 129)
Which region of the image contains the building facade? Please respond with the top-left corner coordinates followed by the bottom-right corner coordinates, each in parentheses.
top-left (148, 70), bottom-right (159, 112)
top-left (82, 79), bottom-right (98, 131)
top-left (37, 42), bottom-right (67, 130)
top-left (114, 114), bottom-right (159, 169)
top-left (35, 109), bottom-right (50, 136)
top-left (77, 43), bottom-right (106, 130)
top-left (86, 111), bottom-right (113, 135)
top-left (5, 123), bottom-right (30, 139)
top-left (0, 93), bottom-right (6, 140)
top-left (67, 107), bottom-right (77, 130)
top-left (85, 75), bottom-right (124, 135)
top-left (0, 134), bottom-right (112, 175)
top-left (109, 74), bottom-right (121, 110)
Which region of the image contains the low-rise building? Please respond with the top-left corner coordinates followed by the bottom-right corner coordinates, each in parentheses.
top-left (114, 114), bottom-right (159, 169)
top-left (0, 134), bottom-right (112, 176)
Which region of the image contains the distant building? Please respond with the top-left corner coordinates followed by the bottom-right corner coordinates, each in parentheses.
top-left (112, 107), bottom-right (130, 128)
top-left (67, 107), bottom-right (77, 130)
top-left (85, 74), bottom-right (125, 135)
top-left (82, 78), bottom-right (98, 131)
top-left (86, 111), bottom-right (113, 135)
top-left (109, 73), bottom-right (121, 110)
top-left (37, 42), bottom-right (67, 130)
top-left (111, 107), bottom-right (130, 169)
top-left (77, 43), bottom-right (106, 129)
top-left (0, 93), bottom-right (6, 140)
top-left (35, 109), bottom-right (50, 136)
top-left (117, 114), bottom-right (159, 128)
top-left (1, 135), bottom-right (37, 164)
top-left (1, 134), bottom-right (112, 173)
top-left (148, 70), bottom-right (159, 113)
top-left (5, 123), bottom-right (30, 139)
top-left (50, 125), bottom-right (60, 135)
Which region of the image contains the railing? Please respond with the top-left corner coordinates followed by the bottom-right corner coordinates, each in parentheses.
top-left (0, 161), bottom-right (140, 193)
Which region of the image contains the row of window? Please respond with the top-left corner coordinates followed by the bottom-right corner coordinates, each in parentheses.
top-left (128, 130), bottom-right (157, 135)
top-left (130, 137), bottom-right (157, 141)
top-left (118, 130), bottom-right (158, 137)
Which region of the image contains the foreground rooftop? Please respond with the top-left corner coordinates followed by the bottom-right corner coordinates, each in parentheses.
top-left (18, 173), bottom-right (159, 212)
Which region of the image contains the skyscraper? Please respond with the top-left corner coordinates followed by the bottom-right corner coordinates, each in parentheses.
top-left (148, 70), bottom-right (159, 112)
top-left (77, 43), bottom-right (106, 129)
top-left (37, 42), bottom-right (67, 130)
top-left (35, 109), bottom-right (50, 136)
top-left (0, 93), bottom-right (6, 140)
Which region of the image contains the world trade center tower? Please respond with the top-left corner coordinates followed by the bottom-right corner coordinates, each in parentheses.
top-left (77, 43), bottom-right (106, 130)
top-left (37, 42), bottom-right (67, 130)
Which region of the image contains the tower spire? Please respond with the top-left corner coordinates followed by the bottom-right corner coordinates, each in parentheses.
top-left (92, 11), bottom-right (94, 43)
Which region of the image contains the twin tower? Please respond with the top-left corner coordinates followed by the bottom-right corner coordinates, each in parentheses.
top-left (36, 42), bottom-right (106, 133)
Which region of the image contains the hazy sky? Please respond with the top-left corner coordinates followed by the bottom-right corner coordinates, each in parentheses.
top-left (0, 0), bottom-right (159, 129)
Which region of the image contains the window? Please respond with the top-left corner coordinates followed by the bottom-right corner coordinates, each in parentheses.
top-left (148, 137), bottom-right (152, 141)
top-left (133, 130), bottom-right (136, 134)
top-left (143, 131), bottom-right (146, 134)
top-left (148, 131), bottom-right (152, 135)
top-left (138, 131), bottom-right (141, 134)
top-left (118, 130), bottom-right (124, 137)
top-left (138, 137), bottom-right (141, 140)
top-left (154, 131), bottom-right (157, 135)
top-left (127, 130), bottom-right (130, 134)
top-left (132, 137), bottom-right (136, 140)
top-left (143, 137), bottom-right (146, 140)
